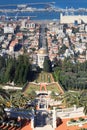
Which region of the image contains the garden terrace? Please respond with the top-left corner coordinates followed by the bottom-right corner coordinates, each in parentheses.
top-left (23, 82), bottom-right (63, 94)
top-left (23, 71), bottom-right (64, 94)
top-left (34, 72), bottom-right (54, 83)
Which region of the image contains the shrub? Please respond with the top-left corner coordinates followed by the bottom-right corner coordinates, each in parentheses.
top-left (56, 117), bottom-right (62, 127)
top-left (70, 118), bottom-right (76, 122)
top-left (79, 117), bottom-right (84, 121)
top-left (79, 128), bottom-right (87, 130)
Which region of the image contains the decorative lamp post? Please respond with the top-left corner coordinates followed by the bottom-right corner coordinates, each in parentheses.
top-left (53, 107), bottom-right (56, 128)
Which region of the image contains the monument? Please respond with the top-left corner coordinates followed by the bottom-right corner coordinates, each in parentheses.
top-left (37, 47), bottom-right (48, 68)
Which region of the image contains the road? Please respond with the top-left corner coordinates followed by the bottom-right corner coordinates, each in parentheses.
top-left (39, 24), bottom-right (47, 49)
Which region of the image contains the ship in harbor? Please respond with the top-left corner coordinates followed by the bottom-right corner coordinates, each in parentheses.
top-left (17, 4), bottom-right (27, 8)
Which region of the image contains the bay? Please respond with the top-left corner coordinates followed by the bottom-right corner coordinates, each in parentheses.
top-left (0, 0), bottom-right (87, 8)
top-left (0, 0), bottom-right (87, 20)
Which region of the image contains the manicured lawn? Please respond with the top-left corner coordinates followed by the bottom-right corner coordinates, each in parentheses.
top-left (46, 83), bottom-right (61, 93)
top-left (24, 82), bottom-right (60, 94)
top-left (34, 71), bottom-right (54, 83)
top-left (24, 83), bottom-right (40, 94)
top-left (24, 71), bottom-right (64, 94)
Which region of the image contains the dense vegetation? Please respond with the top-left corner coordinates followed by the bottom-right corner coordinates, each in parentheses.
top-left (43, 57), bottom-right (52, 72)
top-left (53, 58), bottom-right (87, 90)
top-left (0, 88), bottom-right (37, 121)
top-left (0, 55), bottom-right (34, 85)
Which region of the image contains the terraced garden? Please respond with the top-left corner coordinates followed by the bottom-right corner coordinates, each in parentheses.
top-left (24, 82), bottom-right (62, 94)
top-left (23, 72), bottom-right (64, 94)
top-left (34, 71), bottom-right (54, 83)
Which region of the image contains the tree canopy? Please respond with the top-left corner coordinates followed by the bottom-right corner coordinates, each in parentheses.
top-left (53, 59), bottom-right (87, 91)
top-left (0, 55), bottom-right (33, 85)
top-left (43, 57), bottom-right (52, 72)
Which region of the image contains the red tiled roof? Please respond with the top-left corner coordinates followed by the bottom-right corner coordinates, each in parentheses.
top-left (10, 39), bottom-right (18, 47)
top-left (16, 32), bottom-right (23, 37)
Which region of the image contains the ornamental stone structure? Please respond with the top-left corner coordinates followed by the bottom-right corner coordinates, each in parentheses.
top-left (37, 47), bottom-right (48, 68)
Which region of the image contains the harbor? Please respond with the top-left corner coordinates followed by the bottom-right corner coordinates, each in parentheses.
top-left (0, 4), bottom-right (87, 13)
top-left (0, 2), bottom-right (87, 21)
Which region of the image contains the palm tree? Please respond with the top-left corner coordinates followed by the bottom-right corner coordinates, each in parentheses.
top-left (0, 105), bottom-right (6, 121)
top-left (28, 90), bottom-right (37, 101)
top-left (83, 104), bottom-right (87, 115)
top-left (0, 88), bottom-right (10, 100)
top-left (62, 91), bottom-right (87, 108)
top-left (50, 91), bottom-right (62, 101)
top-left (0, 89), bottom-right (10, 120)
top-left (10, 91), bottom-right (28, 108)
top-left (62, 91), bottom-right (73, 107)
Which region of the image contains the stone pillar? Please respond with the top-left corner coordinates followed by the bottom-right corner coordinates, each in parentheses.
top-left (31, 116), bottom-right (34, 129)
top-left (44, 101), bottom-right (46, 109)
top-left (47, 100), bottom-right (48, 109)
top-left (38, 101), bottom-right (40, 109)
top-left (74, 105), bottom-right (77, 111)
top-left (53, 107), bottom-right (56, 128)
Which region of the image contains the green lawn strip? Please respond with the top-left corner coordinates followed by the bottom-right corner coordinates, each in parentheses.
top-left (34, 72), bottom-right (53, 83)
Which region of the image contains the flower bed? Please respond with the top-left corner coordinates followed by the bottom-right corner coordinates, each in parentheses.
top-left (67, 118), bottom-right (87, 126)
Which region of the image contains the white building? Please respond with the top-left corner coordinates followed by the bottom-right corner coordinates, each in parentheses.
top-left (21, 20), bottom-right (36, 31)
top-left (21, 20), bottom-right (26, 29)
top-left (60, 13), bottom-right (87, 24)
top-left (4, 26), bottom-right (14, 34)
top-left (85, 25), bottom-right (87, 32)
top-left (66, 28), bottom-right (72, 35)
top-left (64, 48), bottom-right (74, 57)
top-left (79, 24), bottom-right (85, 32)
top-left (26, 22), bottom-right (35, 29)
top-left (47, 23), bottom-right (63, 34)
top-left (37, 47), bottom-right (48, 68)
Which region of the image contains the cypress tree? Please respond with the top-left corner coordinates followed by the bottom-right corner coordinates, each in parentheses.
top-left (43, 57), bottom-right (52, 72)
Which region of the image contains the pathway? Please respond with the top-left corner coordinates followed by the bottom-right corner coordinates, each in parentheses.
top-left (34, 110), bottom-right (53, 130)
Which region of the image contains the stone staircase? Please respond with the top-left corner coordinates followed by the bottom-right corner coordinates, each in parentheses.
top-left (33, 125), bottom-right (54, 130)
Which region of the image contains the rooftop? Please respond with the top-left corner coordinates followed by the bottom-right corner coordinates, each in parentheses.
top-left (38, 47), bottom-right (48, 54)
